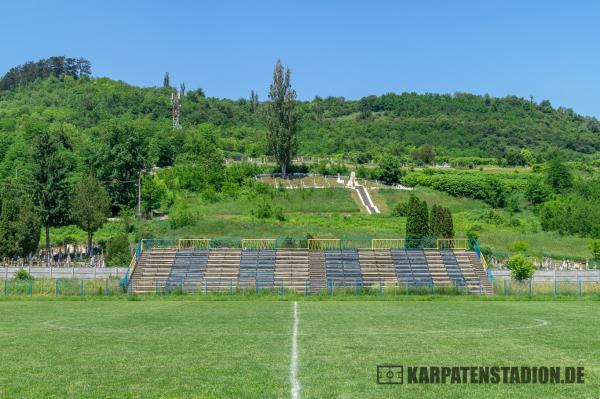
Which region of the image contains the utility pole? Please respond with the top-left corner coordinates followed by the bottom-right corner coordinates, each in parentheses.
top-left (137, 171), bottom-right (142, 218)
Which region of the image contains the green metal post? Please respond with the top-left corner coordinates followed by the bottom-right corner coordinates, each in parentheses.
top-left (405, 281), bottom-right (409, 295)
top-left (553, 276), bottom-right (557, 296)
top-left (4, 279), bottom-right (6, 297)
top-left (579, 280), bottom-right (583, 296)
top-left (80, 280), bottom-right (84, 297)
top-left (304, 279), bottom-right (308, 297)
top-left (29, 279), bottom-right (33, 296)
top-left (529, 279), bottom-right (532, 296)
top-left (503, 279), bottom-right (508, 295)
top-left (204, 280), bottom-right (207, 295)
top-left (380, 278), bottom-right (383, 295)
top-left (55, 279), bottom-right (59, 297)
top-left (105, 278), bottom-right (109, 296)
top-left (229, 279), bottom-right (233, 295)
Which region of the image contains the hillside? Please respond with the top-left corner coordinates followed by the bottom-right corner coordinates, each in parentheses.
top-left (1, 67), bottom-right (600, 174)
top-left (1, 58), bottom-right (600, 264)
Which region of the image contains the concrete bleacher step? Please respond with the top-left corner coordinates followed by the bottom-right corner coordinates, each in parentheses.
top-left (465, 252), bottom-right (494, 295)
top-left (203, 249), bottom-right (242, 291)
top-left (308, 251), bottom-right (326, 292)
top-left (129, 249), bottom-right (178, 293)
top-left (274, 249), bottom-right (310, 292)
top-left (128, 246), bottom-right (494, 295)
top-left (358, 250), bottom-right (396, 288)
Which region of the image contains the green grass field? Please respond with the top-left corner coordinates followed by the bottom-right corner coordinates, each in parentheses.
top-left (1, 297), bottom-right (598, 398)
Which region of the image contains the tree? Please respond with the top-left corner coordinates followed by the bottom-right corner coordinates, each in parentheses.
top-left (507, 255), bottom-right (535, 281)
top-left (266, 60), bottom-right (297, 176)
top-left (411, 144), bottom-right (436, 164)
top-left (71, 175), bottom-right (111, 255)
top-left (430, 205), bottom-right (454, 239)
top-left (104, 235), bottom-right (131, 267)
top-left (31, 130), bottom-right (71, 263)
top-left (89, 121), bottom-right (147, 210)
top-left (377, 155), bottom-right (403, 185)
top-left (525, 177), bottom-right (550, 205)
top-left (141, 175), bottom-right (167, 215)
top-left (546, 156), bottom-right (573, 193)
top-left (406, 195), bottom-right (430, 238)
top-left (0, 180), bottom-right (41, 259)
top-left (589, 240), bottom-right (600, 261)
top-left (163, 72), bottom-right (170, 88)
top-left (250, 90), bottom-right (259, 113)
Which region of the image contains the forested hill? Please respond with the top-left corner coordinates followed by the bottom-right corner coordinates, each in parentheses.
top-left (1, 60), bottom-right (600, 178)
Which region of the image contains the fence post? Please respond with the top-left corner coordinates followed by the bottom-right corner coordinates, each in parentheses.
top-left (55, 279), bottom-right (59, 297)
top-left (304, 279), bottom-right (308, 297)
top-left (255, 278), bottom-right (259, 294)
top-left (503, 279), bottom-right (508, 295)
top-left (529, 278), bottom-right (532, 296)
top-left (29, 279), bottom-right (33, 296)
top-left (379, 278), bottom-right (383, 295)
top-left (355, 279), bottom-right (360, 295)
top-left (105, 278), bottom-right (109, 296)
top-left (204, 280), bottom-right (207, 296)
top-left (4, 279), bottom-right (6, 297)
top-left (579, 279), bottom-right (583, 296)
top-left (553, 274), bottom-right (557, 296)
top-left (229, 279), bottom-right (233, 295)
top-left (80, 280), bottom-right (83, 297)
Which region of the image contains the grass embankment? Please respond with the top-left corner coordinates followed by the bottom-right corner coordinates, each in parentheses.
top-left (50, 186), bottom-right (591, 261)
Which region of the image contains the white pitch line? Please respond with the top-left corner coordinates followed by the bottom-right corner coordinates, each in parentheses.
top-left (290, 301), bottom-right (301, 399)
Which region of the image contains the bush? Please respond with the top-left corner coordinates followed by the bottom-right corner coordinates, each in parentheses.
top-left (506, 255), bottom-right (535, 281)
top-left (510, 240), bottom-right (528, 253)
top-left (391, 201), bottom-right (409, 217)
top-left (251, 201), bottom-right (285, 221)
top-left (105, 235), bottom-right (131, 267)
top-left (170, 201), bottom-right (196, 229)
top-left (589, 240), bottom-right (600, 261)
top-left (14, 268), bottom-right (30, 281)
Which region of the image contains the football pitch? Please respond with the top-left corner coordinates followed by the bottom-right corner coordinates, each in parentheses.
top-left (0, 298), bottom-right (598, 398)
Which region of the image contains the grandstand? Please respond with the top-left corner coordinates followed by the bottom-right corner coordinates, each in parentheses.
top-left (127, 238), bottom-right (494, 295)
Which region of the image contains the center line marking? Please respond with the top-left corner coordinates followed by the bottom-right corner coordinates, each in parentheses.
top-left (291, 301), bottom-right (301, 399)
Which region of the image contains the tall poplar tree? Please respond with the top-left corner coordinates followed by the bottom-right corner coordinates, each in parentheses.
top-left (32, 130), bottom-right (71, 262)
top-left (266, 60), bottom-right (297, 176)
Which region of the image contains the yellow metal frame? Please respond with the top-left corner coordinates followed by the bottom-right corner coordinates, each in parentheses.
top-left (371, 239), bottom-right (405, 250)
top-left (437, 238), bottom-right (468, 250)
top-left (178, 238), bottom-right (211, 249)
top-left (242, 239), bottom-right (277, 250)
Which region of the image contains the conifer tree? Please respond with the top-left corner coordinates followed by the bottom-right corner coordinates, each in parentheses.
top-left (266, 60), bottom-right (297, 176)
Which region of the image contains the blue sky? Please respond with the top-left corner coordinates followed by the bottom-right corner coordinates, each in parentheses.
top-left (2, 1), bottom-right (599, 117)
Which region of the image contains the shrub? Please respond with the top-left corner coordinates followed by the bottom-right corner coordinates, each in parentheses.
top-left (252, 201), bottom-right (273, 219)
top-left (506, 255), bottom-right (535, 281)
top-left (466, 229), bottom-right (479, 241)
top-left (170, 201), bottom-right (196, 229)
top-left (14, 268), bottom-right (30, 281)
top-left (391, 201), bottom-right (409, 217)
top-left (510, 240), bottom-right (528, 253)
top-left (589, 240), bottom-right (600, 261)
top-left (105, 235), bottom-right (131, 267)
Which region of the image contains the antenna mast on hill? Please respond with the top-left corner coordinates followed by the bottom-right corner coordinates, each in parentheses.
top-left (171, 89), bottom-right (181, 129)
